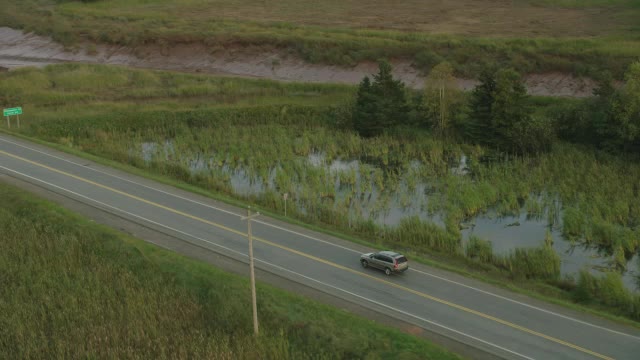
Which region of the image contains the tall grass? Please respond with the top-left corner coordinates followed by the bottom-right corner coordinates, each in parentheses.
top-left (574, 271), bottom-right (640, 319)
top-left (386, 216), bottom-right (461, 254)
top-left (495, 246), bottom-right (561, 281)
top-left (9, 66), bottom-right (640, 255)
top-left (1, 0), bottom-right (639, 78)
top-left (0, 182), bottom-right (461, 359)
top-left (466, 236), bottom-right (494, 263)
top-left (465, 235), bottom-right (561, 280)
top-left (4, 64), bottom-right (640, 320)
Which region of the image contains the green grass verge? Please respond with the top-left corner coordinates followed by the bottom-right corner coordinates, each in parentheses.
top-left (0, 180), bottom-right (462, 359)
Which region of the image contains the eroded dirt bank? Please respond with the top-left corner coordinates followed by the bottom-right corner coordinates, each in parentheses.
top-left (0, 27), bottom-right (597, 97)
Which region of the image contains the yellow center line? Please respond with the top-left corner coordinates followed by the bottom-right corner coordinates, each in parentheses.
top-left (0, 149), bottom-right (614, 360)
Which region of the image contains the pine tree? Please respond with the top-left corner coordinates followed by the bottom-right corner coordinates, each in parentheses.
top-left (353, 76), bottom-right (377, 137)
top-left (467, 67), bottom-right (537, 153)
top-left (353, 60), bottom-right (409, 137)
top-left (491, 68), bottom-right (530, 151)
top-left (466, 68), bottom-right (497, 144)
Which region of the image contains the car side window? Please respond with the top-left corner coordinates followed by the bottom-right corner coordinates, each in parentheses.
top-left (382, 256), bottom-right (392, 263)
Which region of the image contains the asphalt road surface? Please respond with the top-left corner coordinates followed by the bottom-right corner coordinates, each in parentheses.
top-left (1, 134), bottom-right (640, 360)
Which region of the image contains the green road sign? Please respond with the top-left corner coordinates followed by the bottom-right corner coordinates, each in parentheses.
top-left (3, 107), bottom-right (22, 116)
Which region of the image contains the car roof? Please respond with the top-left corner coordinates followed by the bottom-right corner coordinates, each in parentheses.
top-left (378, 251), bottom-right (403, 257)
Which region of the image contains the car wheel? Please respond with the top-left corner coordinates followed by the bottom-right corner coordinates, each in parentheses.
top-left (361, 260), bottom-right (368, 268)
top-left (385, 268), bottom-right (391, 276)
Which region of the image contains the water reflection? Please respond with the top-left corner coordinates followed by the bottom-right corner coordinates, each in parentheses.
top-left (136, 142), bottom-right (639, 292)
top-left (463, 211), bottom-right (639, 291)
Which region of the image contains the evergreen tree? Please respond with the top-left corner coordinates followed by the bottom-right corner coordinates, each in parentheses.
top-left (353, 60), bottom-right (409, 137)
top-left (466, 68), bottom-right (497, 144)
top-left (556, 65), bottom-right (639, 153)
top-left (353, 76), bottom-right (377, 137)
top-left (466, 67), bottom-right (540, 153)
top-left (491, 68), bottom-right (531, 151)
top-left (371, 60), bottom-right (409, 128)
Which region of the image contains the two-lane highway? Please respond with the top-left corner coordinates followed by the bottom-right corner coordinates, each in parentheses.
top-left (2, 134), bottom-right (639, 359)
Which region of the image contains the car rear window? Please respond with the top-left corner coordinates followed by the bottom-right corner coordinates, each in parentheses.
top-left (396, 256), bottom-right (408, 263)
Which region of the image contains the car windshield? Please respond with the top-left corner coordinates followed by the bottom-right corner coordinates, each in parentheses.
top-left (395, 256), bottom-right (408, 263)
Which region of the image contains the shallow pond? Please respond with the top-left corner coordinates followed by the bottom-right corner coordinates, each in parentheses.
top-left (137, 142), bottom-right (640, 292)
top-left (461, 211), bottom-right (639, 291)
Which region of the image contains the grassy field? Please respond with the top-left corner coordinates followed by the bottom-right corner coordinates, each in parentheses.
top-left (0, 180), bottom-right (463, 359)
top-left (0, 0), bottom-right (639, 78)
top-left (2, 63), bottom-right (640, 322)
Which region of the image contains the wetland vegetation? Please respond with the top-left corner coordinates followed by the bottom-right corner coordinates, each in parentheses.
top-left (2, 63), bottom-right (639, 321)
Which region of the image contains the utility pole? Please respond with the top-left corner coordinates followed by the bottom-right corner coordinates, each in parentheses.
top-left (241, 206), bottom-right (260, 335)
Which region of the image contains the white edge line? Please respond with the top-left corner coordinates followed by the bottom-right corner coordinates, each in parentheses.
top-left (257, 260), bottom-right (535, 360)
top-left (0, 165), bottom-right (533, 360)
top-left (409, 268), bottom-right (640, 341)
top-left (2, 136), bottom-right (640, 341)
top-left (0, 137), bottom-right (367, 254)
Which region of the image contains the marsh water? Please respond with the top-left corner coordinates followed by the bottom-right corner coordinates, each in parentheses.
top-left (138, 141), bottom-right (639, 291)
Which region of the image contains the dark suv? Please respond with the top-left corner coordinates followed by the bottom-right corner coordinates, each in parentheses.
top-left (360, 251), bottom-right (409, 275)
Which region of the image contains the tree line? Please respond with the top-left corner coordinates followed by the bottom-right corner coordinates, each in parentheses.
top-left (352, 60), bottom-right (640, 155)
